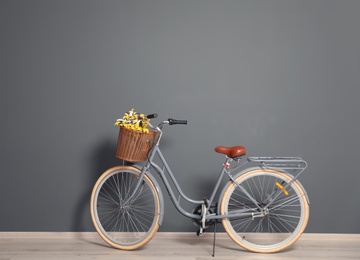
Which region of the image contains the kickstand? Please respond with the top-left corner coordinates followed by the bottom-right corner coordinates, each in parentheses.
top-left (212, 221), bottom-right (217, 257)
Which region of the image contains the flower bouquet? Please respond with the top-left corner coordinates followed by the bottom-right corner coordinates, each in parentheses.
top-left (114, 109), bottom-right (157, 162)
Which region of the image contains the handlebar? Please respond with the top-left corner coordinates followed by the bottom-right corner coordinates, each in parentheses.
top-left (146, 113), bottom-right (158, 119)
top-left (168, 118), bottom-right (188, 125)
top-left (146, 113), bottom-right (187, 125)
top-left (145, 113), bottom-right (187, 129)
top-left (146, 114), bottom-right (187, 145)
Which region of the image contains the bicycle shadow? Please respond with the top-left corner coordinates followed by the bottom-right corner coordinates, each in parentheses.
top-left (72, 138), bottom-right (121, 235)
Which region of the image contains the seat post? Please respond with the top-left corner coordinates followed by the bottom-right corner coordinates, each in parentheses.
top-left (223, 156), bottom-right (232, 170)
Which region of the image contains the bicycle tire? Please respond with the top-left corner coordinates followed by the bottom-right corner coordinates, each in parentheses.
top-left (220, 168), bottom-right (309, 253)
top-left (90, 165), bottom-right (161, 250)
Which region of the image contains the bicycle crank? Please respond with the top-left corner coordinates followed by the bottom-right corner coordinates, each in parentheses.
top-left (191, 204), bottom-right (216, 234)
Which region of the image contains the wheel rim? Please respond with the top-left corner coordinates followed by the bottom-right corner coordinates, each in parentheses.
top-left (91, 167), bottom-right (160, 249)
top-left (221, 170), bottom-right (309, 252)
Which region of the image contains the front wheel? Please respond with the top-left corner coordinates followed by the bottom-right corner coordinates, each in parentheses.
top-left (90, 166), bottom-right (161, 250)
top-left (220, 169), bottom-right (309, 253)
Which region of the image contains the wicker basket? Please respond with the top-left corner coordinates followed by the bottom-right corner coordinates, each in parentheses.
top-left (116, 126), bottom-right (157, 162)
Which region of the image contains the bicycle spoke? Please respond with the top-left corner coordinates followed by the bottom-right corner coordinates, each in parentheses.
top-left (91, 167), bottom-right (160, 249)
top-left (221, 169), bottom-right (308, 253)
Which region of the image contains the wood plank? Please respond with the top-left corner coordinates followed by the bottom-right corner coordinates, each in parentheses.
top-left (0, 232), bottom-right (359, 260)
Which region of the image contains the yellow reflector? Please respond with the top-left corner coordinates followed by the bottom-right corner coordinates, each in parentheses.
top-left (276, 182), bottom-right (289, 196)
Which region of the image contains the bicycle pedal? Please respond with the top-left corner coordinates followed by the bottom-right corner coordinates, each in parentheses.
top-left (196, 228), bottom-right (204, 236)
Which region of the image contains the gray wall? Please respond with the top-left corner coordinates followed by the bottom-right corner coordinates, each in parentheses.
top-left (1, 0), bottom-right (360, 233)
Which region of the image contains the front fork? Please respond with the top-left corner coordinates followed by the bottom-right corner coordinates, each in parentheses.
top-left (124, 164), bottom-right (150, 205)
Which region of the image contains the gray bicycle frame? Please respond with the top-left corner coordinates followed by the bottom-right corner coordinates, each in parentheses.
top-left (130, 123), bottom-right (307, 222)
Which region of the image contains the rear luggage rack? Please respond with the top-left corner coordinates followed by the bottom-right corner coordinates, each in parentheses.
top-left (248, 157), bottom-right (307, 170)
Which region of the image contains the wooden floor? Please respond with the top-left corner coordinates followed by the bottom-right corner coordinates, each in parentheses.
top-left (0, 232), bottom-right (359, 260)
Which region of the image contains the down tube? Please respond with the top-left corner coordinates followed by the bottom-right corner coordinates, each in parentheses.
top-left (149, 146), bottom-right (203, 219)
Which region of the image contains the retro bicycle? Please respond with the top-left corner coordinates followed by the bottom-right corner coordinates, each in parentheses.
top-left (90, 113), bottom-right (309, 254)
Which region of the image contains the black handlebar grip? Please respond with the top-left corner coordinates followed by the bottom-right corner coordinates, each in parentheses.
top-left (146, 113), bottom-right (158, 119)
top-left (168, 118), bottom-right (188, 125)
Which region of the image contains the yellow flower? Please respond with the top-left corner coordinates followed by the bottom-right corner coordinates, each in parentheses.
top-left (115, 108), bottom-right (151, 133)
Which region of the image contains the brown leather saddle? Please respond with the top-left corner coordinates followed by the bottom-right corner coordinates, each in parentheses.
top-left (214, 145), bottom-right (246, 158)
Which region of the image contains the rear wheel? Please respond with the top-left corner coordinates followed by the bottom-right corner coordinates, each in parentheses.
top-left (220, 169), bottom-right (309, 253)
top-left (90, 166), bottom-right (160, 250)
